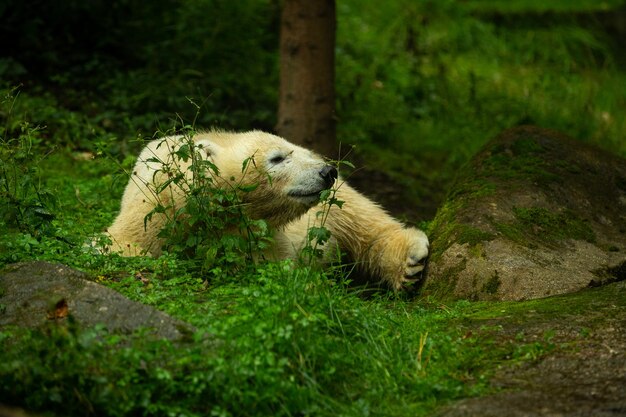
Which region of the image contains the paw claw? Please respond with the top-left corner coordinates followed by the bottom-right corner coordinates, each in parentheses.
top-left (406, 264), bottom-right (425, 275)
top-left (406, 254), bottom-right (427, 278)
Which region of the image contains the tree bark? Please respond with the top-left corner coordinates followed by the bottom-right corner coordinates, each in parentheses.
top-left (276, 0), bottom-right (337, 159)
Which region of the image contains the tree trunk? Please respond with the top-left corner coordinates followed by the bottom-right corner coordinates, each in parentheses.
top-left (276, 0), bottom-right (337, 159)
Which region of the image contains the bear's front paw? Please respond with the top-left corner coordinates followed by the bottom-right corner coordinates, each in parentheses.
top-left (377, 227), bottom-right (429, 291)
top-left (401, 228), bottom-right (429, 290)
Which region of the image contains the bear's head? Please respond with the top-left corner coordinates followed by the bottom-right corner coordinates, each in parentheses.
top-left (194, 131), bottom-right (337, 227)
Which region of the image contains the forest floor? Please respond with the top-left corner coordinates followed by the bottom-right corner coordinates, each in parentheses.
top-left (440, 281), bottom-right (626, 416)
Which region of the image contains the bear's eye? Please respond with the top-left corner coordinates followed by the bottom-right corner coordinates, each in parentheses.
top-left (269, 155), bottom-right (286, 165)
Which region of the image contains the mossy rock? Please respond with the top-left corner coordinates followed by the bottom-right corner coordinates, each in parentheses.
top-left (0, 261), bottom-right (193, 339)
top-left (423, 126), bottom-right (626, 301)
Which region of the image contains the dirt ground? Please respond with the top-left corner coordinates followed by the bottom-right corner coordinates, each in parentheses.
top-left (438, 281), bottom-right (626, 417)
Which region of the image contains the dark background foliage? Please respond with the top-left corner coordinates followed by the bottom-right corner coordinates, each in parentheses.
top-left (0, 0), bottom-right (281, 133)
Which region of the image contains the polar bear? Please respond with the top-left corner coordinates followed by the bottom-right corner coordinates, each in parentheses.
top-left (105, 130), bottom-right (429, 290)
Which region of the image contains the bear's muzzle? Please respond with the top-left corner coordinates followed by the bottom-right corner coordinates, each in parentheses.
top-left (319, 165), bottom-right (338, 189)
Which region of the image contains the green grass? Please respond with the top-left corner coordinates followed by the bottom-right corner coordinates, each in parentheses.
top-left (465, 0), bottom-right (626, 13)
top-left (0, 260), bottom-right (510, 417)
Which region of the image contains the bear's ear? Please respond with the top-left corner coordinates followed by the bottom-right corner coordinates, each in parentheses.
top-left (195, 138), bottom-right (220, 160)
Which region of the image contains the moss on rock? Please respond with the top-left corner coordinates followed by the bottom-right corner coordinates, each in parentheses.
top-left (494, 207), bottom-right (596, 248)
top-left (481, 271), bottom-right (501, 295)
top-left (423, 126), bottom-right (626, 301)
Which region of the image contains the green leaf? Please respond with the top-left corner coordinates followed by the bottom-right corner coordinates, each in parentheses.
top-left (198, 159), bottom-right (219, 175)
top-left (186, 235), bottom-right (198, 248)
top-left (307, 226), bottom-right (332, 244)
top-left (174, 144), bottom-right (191, 162)
top-left (155, 175), bottom-right (180, 194)
top-left (241, 156), bottom-right (256, 173)
top-left (329, 198), bottom-right (344, 209)
top-left (238, 183), bottom-right (259, 193)
top-left (340, 160), bottom-right (355, 169)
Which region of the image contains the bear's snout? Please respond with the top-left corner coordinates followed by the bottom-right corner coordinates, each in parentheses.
top-left (319, 165), bottom-right (338, 189)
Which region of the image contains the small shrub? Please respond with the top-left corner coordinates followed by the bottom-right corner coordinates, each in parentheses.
top-left (137, 127), bottom-right (273, 278)
top-left (0, 87), bottom-right (57, 235)
top-left (299, 160), bottom-right (353, 265)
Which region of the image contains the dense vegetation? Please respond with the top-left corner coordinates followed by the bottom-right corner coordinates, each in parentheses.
top-left (1, 0), bottom-right (624, 415)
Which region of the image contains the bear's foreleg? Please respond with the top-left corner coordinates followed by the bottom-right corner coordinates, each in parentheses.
top-left (318, 183), bottom-right (429, 290)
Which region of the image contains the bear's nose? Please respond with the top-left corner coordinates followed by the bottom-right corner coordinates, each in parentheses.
top-left (319, 165), bottom-right (338, 189)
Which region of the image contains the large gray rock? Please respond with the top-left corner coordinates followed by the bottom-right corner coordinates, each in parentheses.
top-left (423, 126), bottom-right (626, 300)
top-left (0, 261), bottom-right (192, 340)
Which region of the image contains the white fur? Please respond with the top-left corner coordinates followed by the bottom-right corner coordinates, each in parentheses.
top-left (105, 130), bottom-right (429, 289)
